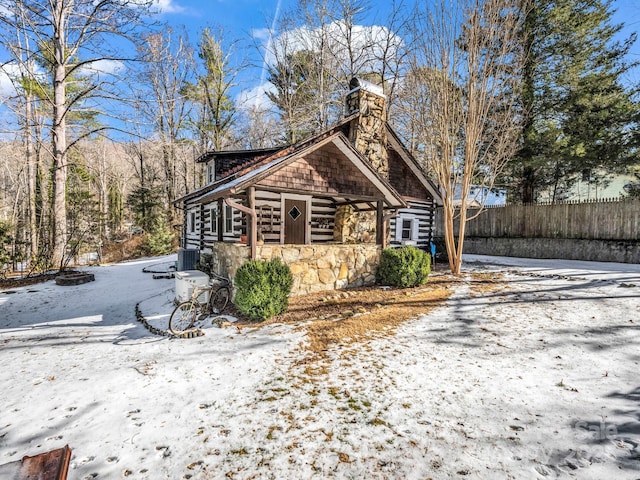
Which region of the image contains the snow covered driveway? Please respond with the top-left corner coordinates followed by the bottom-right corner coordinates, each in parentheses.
top-left (1, 254), bottom-right (639, 479)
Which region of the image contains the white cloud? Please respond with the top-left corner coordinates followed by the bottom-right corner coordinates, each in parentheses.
top-left (79, 59), bottom-right (125, 76)
top-left (0, 69), bottom-right (16, 97)
top-left (238, 20), bottom-right (405, 117)
top-left (0, 4), bottom-right (12, 18)
top-left (152, 0), bottom-right (186, 14)
top-left (0, 62), bottom-right (46, 98)
top-left (265, 20), bottom-right (404, 76)
top-left (251, 28), bottom-right (272, 43)
top-left (236, 82), bottom-right (276, 112)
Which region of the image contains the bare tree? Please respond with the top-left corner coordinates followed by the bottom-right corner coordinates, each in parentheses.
top-left (0, 0), bottom-right (154, 270)
top-left (135, 28), bottom-right (193, 224)
top-left (236, 105), bottom-right (280, 149)
top-left (325, 0), bottom-right (374, 79)
top-left (374, 0), bottom-right (412, 116)
top-left (292, 0), bottom-right (342, 131)
top-left (0, 1), bottom-right (48, 267)
top-left (265, 0), bottom-right (412, 141)
top-left (411, 0), bottom-right (525, 274)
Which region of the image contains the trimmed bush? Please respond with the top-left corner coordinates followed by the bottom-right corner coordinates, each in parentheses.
top-left (375, 246), bottom-right (431, 288)
top-left (233, 258), bottom-right (293, 321)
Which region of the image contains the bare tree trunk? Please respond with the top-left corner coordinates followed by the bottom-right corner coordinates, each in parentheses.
top-left (51, 0), bottom-right (68, 269)
top-left (25, 92), bottom-right (38, 263)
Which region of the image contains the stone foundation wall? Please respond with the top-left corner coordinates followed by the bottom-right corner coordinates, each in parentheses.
top-left (206, 242), bottom-right (381, 296)
top-left (207, 242), bottom-right (250, 281)
top-left (257, 244), bottom-right (381, 295)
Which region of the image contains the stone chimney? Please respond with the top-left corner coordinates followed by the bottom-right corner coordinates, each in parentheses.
top-left (345, 77), bottom-right (388, 179)
top-left (333, 78), bottom-right (388, 245)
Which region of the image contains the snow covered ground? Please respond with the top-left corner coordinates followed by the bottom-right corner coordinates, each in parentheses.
top-left (1, 254), bottom-right (639, 479)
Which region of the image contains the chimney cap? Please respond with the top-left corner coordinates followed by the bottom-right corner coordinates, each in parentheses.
top-left (347, 77), bottom-right (386, 98)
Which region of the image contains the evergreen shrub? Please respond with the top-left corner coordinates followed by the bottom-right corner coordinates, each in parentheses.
top-left (375, 246), bottom-right (431, 288)
top-left (145, 218), bottom-right (175, 256)
top-left (234, 258), bottom-right (293, 321)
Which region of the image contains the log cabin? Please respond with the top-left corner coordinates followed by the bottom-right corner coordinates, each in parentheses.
top-left (175, 78), bottom-right (441, 295)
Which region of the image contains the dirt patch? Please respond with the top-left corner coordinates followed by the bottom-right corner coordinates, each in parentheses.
top-left (254, 272), bottom-right (505, 361)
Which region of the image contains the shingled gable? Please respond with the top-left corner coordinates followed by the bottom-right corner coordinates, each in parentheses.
top-left (184, 131), bottom-right (406, 209)
top-left (385, 125), bottom-right (442, 205)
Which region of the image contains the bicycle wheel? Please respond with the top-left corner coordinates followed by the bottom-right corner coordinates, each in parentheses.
top-left (210, 286), bottom-right (230, 314)
top-left (169, 301), bottom-right (197, 334)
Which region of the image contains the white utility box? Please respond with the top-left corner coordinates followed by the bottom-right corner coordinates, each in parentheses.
top-left (174, 270), bottom-right (210, 303)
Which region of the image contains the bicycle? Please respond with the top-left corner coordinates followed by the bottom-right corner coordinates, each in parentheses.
top-left (169, 272), bottom-right (231, 335)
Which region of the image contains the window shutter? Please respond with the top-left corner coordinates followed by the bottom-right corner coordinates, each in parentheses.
top-left (411, 219), bottom-right (420, 241)
top-left (394, 217), bottom-right (402, 241)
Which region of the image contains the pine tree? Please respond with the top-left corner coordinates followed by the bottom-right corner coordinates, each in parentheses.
top-left (266, 50), bottom-right (319, 144)
top-left (508, 0), bottom-right (639, 203)
top-left (146, 218), bottom-right (175, 256)
top-left (182, 28), bottom-right (238, 152)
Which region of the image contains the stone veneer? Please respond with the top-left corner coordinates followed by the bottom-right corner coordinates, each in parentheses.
top-left (345, 82), bottom-right (388, 178)
top-left (340, 79), bottom-right (389, 245)
top-left (333, 205), bottom-right (377, 244)
top-left (206, 242), bottom-right (381, 296)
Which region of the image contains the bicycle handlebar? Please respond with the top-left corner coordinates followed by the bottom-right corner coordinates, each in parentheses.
top-left (208, 271), bottom-right (231, 284)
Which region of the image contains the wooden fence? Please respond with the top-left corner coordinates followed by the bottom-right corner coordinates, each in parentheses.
top-left (437, 198), bottom-right (640, 241)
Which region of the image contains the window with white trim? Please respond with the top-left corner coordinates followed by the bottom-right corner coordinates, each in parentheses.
top-left (206, 161), bottom-right (216, 184)
top-left (395, 215), bottom-right (419, 243)
top-left (223, 204), bottom-right (234, 234)
top-left (209, 206), bottom-right (218, 234)
top-left (189, 211), bottom-right (196, 233)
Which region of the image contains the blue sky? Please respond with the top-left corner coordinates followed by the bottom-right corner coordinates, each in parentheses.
top-left (0, 0), bottom-right (637, 132)
top-left (156, 0), bottom-right (395, 38)
top-left (156, 0), bottom-right (640, 100)
top-left (153, 0), bottom-right (398, 103)
top-left (1, 0), bottom-right (637, 100)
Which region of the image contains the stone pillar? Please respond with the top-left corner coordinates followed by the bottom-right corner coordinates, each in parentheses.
top-left (333, 205), bottom-right (357, 243)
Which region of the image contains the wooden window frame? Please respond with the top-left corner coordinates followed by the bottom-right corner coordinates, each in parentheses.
top-left (189, 211), bottom-right (196, 233)
top-left (223, 203), bottom-right (234, 235)
top-left (206, 161), bottom-right (216, 184)
top-left (209, 206), bottom-right (218, 234)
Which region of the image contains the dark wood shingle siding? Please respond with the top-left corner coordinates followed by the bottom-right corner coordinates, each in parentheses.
top-left (258, 145), bottom-right (381, 199)
top-left (388, 149), bottom-right (432, 201)
top-left (216, 157), bottom-right (259, 180)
